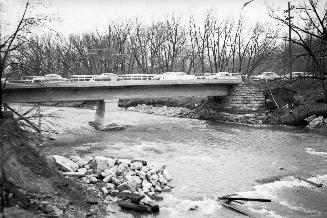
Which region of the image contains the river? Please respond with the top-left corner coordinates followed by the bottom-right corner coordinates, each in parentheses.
top-left (35, 106), bottom-right (327, 218)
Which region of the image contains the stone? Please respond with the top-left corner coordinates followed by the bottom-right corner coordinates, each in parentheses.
top-left (70, 155), bottom-right (88, 167)
top-left (87, 175), bottom-right (98, 183)
top-left (77, 168), bottom-right (87, 174)
top-left (109, 190), bottom-right (119, 195)
top-left (117, 162), bottom-right (129, 175)
top-left (103, 172), bottom-right (116, 183)
top-left (102, 165), bottom-right (118, 177)
top-left (51, 155), bottom-right (79, 172)
top-left (142, 181), bottom-right (152, 193)
top-left (101, 124), bottom-right (127, 131)
top-left (307, 116), bottom-right (324, 129)
top-left (117, 181), bottom-right (137, 192)
top-left (129, 176), bottom-right (142, 187)
top-left (131, 161), bottom-right (143, 170)
top-left (111, 177), bottom-right (121, 186)
top-left (118, 159), bottom-right (132, 165)
top-left (140, 195), bottom-right (153, 205)
top-left (106, 195), bottom-right (118, 203)
top-left (158, 173), bottom-right (167, 185)
top-left (84, 156), bottom-right (94, 163)
top-left (162, 169), bottom-right (172, 181)
top-left (107, 158), bottom-right (117, 168)
top-left (189, 205), bottom-right (199, 210)
top-left (102, 187), bottom-right (109, 195)
top-left (154, 185), bottom-right (162, 192)
top-left (150, 174), bottom-right (158, 182)
top-left (62, 171), bottom-right (86, 177)
top-left (82, 177), bottom-right (90, 184)
top-left (47, 205), bottom-right (64, 217)
top-left (304, 115), bottom-right (317, 122)
top-left (94, 156), bottom-right (110, 173)
top-left (106, 183), bottom-right (115, 190)
top-left (135, 170), bottom-right (146, 179)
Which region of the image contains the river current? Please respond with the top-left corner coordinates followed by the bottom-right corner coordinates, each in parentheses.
top-left (38, 106), bottom-right (327, 218)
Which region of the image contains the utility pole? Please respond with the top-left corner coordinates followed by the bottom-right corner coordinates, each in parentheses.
top-left (287, 1), bottom-right (293, 80)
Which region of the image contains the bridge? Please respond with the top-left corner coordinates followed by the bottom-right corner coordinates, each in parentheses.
top-left (3, 78), bottom-right (243, 127)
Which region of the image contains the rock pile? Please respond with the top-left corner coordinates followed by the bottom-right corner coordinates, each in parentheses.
top-left (305, 115), bottom-right (327, 129)
top-left (127, 104), bottom-right (193, 118)
top-left (49, 155), bottom-right (172, 213)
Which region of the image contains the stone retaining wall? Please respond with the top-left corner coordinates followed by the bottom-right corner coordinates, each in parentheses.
top-left (220, 83), bottom-right (266, 113)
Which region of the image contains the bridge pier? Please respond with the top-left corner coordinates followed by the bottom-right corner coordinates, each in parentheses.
top-left (94, 99), bottom-right (119, 127)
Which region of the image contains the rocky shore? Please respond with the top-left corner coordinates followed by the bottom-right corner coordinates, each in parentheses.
top-left (126, 104), bottom-right (266, 125)
top-left (50, 154), bottom-right (172, 214)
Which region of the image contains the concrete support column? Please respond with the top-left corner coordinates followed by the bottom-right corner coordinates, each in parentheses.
top-left (94, 99), bottom-right (119, 127)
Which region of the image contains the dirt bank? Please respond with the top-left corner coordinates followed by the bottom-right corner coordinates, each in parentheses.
top-left (0, 118), bottom-right (107, 217)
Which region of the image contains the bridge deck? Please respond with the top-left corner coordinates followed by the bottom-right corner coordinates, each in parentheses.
top-left (3, 79), bottom-right (242, 103)
top-left (4, 78), bottom-right (241, 89)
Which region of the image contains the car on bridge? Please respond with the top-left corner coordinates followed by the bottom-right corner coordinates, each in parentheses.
top-left (155, 72), bottom-right (196, 80)
top-left (282, 72), bottom-right (308, 80)
top-left (207, 72), bottom-right (239, 80)
top-left (92, 73), bottom-right (119, 82)
top-left (31, 74), bottom-right (69, 83)
top-left (252, 72), bottom-right (280, 81)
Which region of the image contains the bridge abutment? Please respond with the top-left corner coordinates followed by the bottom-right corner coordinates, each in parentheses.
top-left (222, 83), bottom-right (266, 113)
top-left (94, 99), bottom-right (119, 127)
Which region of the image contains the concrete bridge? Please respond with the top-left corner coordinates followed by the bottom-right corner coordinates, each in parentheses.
top-left (3, 78), bottom-right (246, 127)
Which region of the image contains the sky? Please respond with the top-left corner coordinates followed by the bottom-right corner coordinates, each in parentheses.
top-left (0, 0), bottom-right (299, 36)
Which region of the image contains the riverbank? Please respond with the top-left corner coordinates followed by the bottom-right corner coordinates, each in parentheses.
top-left (3, 106), bottom-right (327, 217)
top-left (125, 103), bottom-right (266, 126)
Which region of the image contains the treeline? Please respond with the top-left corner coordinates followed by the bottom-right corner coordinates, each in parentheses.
top-left (11, 13), bottom-right (280, 78)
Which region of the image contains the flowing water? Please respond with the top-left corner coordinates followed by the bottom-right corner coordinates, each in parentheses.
top-left (39, 106), bottom-right (327, 218)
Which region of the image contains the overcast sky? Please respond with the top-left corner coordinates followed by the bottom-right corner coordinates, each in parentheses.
top-left (0, 0), bottom-right (300, 36)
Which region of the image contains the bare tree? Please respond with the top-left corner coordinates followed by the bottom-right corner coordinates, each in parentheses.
top-left (269, 0), bottom-right (327, 98)
top-left (0, 1), bottom-right (48, 117)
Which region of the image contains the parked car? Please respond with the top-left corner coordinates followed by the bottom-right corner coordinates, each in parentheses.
top-left (30, 74), bottom-right (68, 83)
top-left (93, 73), bottom-right (119, 81)
top-left (207, 72), bottom-right (238, 79)
top-left (158, 72), bottom-right (196, 80)
top-left (31, 76), bottom-right (47, 83)
top-left (44, 74), bottom-right (69, 82)
top-left (282, 72), bottom-right (306, 80)
top-left (252, 72), bottom-right (280, 81)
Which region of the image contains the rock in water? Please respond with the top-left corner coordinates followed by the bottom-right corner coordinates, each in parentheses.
top-left (304, 115), bottom-right (317, 122)
top-left (162, 169), bottom-right (172, 181)
top-left (307, 116), bottom-right (324, 129)
top-left (118, 200), bottom-right (159, 213)
top-left (51, 155), bottom-right (79, 172)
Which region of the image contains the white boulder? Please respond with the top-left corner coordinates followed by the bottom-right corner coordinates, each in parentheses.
top-left (52, 155), bottom-right (79, 172)
top-left (130, 161), bottom-right (143, 170)
top-left (307, 116), bottom-right (324, 129)
top-left (70, 156), bottom-right (88, 167)
top-left (142, 180), bottom-right (152, 193)
top-left (162, 169), bottom-right (172, 181)
top-left (101, 165), bottom-right (118, 177)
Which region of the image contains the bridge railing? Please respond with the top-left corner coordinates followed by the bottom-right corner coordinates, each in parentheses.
top-left (70, 75), bottom-right (97, 82)
top-left (118, 74), bottom-right (158, 81)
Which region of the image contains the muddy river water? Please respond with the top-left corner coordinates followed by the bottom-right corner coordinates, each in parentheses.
top-left (36, 106), bottom-right (327, 218)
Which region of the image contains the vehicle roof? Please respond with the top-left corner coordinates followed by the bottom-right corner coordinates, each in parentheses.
top-left (163, 72), bottom-right (186, 75)
top-left (45, 74), bottom-right (61, 76)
